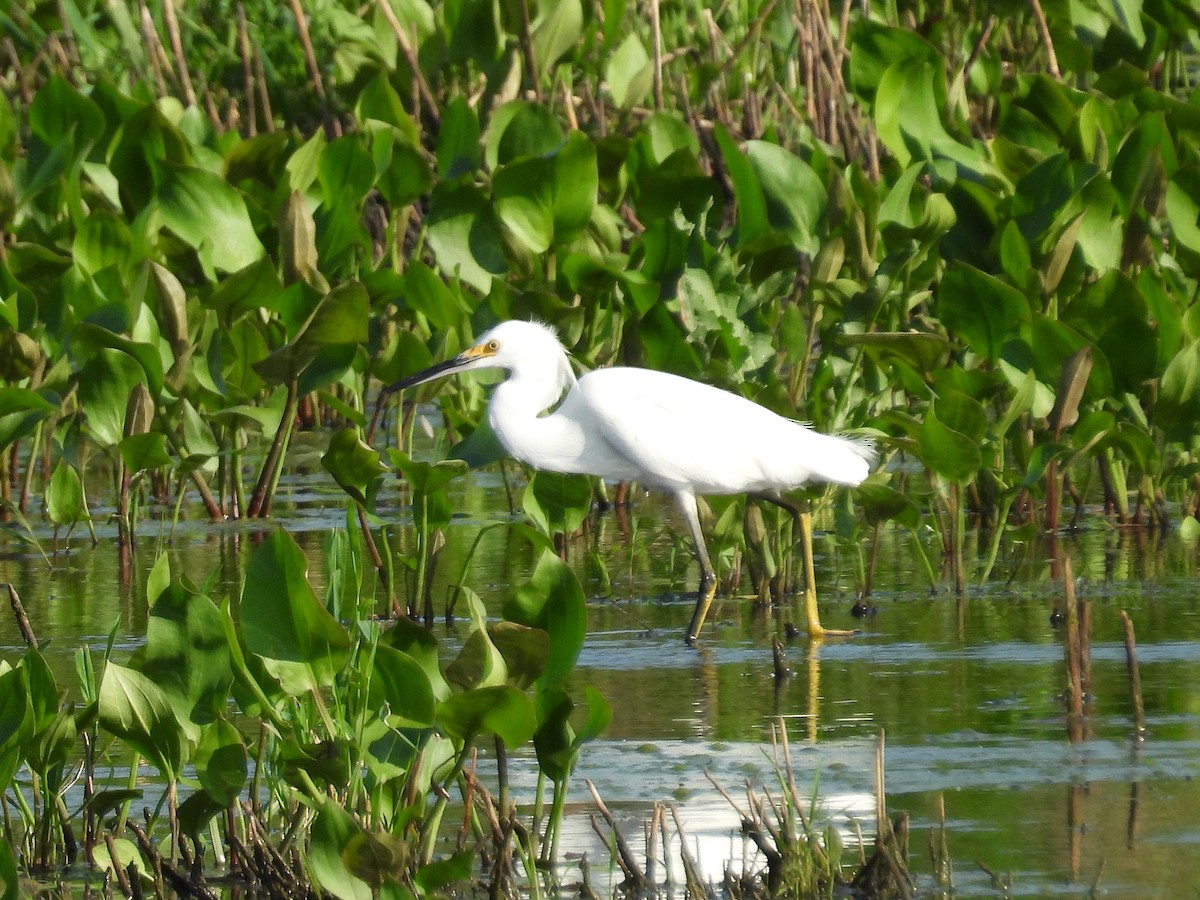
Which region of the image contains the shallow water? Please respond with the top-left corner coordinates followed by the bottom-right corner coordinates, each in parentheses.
top-left (3, 435), bottom-right (1200, 896)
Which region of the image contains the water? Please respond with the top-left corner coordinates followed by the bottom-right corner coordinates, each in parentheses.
top-left (3, 439), bottom-right (1200, 896)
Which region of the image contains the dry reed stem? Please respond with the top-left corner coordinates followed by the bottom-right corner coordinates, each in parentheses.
top-left (286, 0), bottom-right (341, 139)
top-left (161, 0), bottom-right (197, 106)
top-left (1120, 610), bottom-right (1146, 739)
top-left (376, 0), bottom-right (441, 130)
top-left (1028, 0), bottom-right (1062, 78)
top-left (236, 4), bottom-right (257, 136)
top-left (585, 779), bottom-right (647, 890)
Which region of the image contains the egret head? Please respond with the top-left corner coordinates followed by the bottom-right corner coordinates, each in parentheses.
top-left (382, 320), bottom-right (567, 393)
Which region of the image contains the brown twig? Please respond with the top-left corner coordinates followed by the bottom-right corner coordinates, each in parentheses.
top-left (1028, 0), bottom-right (1061, 78)
top-left (236, 4), bottom-right (257, 136)
top-left (286, 0), bottom-right (341, 139)
top-left (376, 0), bottom-right (441, 131)
top-left (585, 779), bottom-right (647, 890)
top-left (161, 0), bottom-right (198, 106)
top-left (6, 583), bottom-right (38, 649)
top-left (1120, 610), bottom-right (1146, 739)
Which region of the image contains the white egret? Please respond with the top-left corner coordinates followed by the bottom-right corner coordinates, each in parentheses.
top-left (383, 320), bottom-right (875, 644)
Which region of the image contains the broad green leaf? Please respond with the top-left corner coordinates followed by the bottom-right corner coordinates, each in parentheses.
top-left (1158, 340), bottom-right (1200, 438)
top-left (523, 471), bottom-right (592, 539)
top-left (380, 618), bottom-right (451, 702)
top-left (323, 429), bottom-right (387, 509)
top-left (45, 462), bottom-right (86, 526)
top-left (142, 582), bottom-right (234, 739)
top-left (713, 124), bottom-right (767, 247)
top-left (484, 101), bottom-right (564, 170)
top-left (493, 157), bottom-right (555, 253)
top-left (28, 75), bottom-right (105, 161)
top-left (119, 432), bottom-right (172, 474)
top-left (606, 33), bottom-right (652, 109)
top-left (377, 141), bottom-right (433, 208)
top-left (77, 349), bottom-right (145, 448)
top-left (531, 0), bottom-right (582, 78)
top-left (0, 665), bottom-right (30, 756)
top-left (552, 131), bottom-right (598, 241)
top-left (857, 482), bottom-right (921, 528)
top-left (415, 850), bottom-right (474, 894)
top-left (918, 404), bottom-right (982, 482)
top-left (533, 685), bottom-right (611, 782)
top-left (0, 823), bottom-right (17, 900)
top-left (503, 550), bottom-right (586, 688)
top-left (194, 717), bottom-right (247, 805)
top-left (253, 281), bottom-right (370, 385)
top-left (745, 141), bottom-right (825, 253)
top-left (319, 135), bottom-right (377, 205)
top-left (155, 162), bottom-right (266, 277)
top-left (436, 97), bottom-right (481, 178)
top-left (370, 646), bottom-right (435, 727)
top-left (309, 799), bottom-right (373, 900)
top-left (240, 530), bottom-right (352, 697)
top-left (426, 181), bottom-right (508, 292)
top-left (355, 71), bottom-right (419, 140)
top-left (403, 262), bottom-right (466, 331)
top-left (487, 622), bottom-right (550, 690)
top-left (445, 593), bottom-right (508, 690)
top-left (938, 264), bottom-right (1029, 362)
top-left (73, 209), bottom-right (133, 276)
top-left (437, 684), bottom-right (537, 747)
top-left (99, 662), bottom-right (188, 779)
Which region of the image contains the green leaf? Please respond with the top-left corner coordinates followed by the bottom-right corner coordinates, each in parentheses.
top-left (938, 265), bottom-right (1030, 362)
top-left (322, 428), bottom-right (387, 509)
top-left (713, 124), bottom-right (768, 247)
top-left (445, 593), bottom-right (509, 690)
top-left (415, 850), bottom-right (474, 893)
top-left (119, 433), bottom-right (173, 474)
top-left (309, 799), bottom-right (374, 900)
top-left (240, 530), bottom-right (352, 696)
top-left (319, 135), bottom-right (377, 205)
top-left (437, 685), bottom-right (537, 747)
top-left (436, 97), bottom-right (481, 179)
top-left (426, 181), bottom-right (508, 292)
top-left (744, 141), bottom-right (825, 253)
top-left (918, 403), bottom-right (982, 482)
top-left (1157, 339), bottom-right (1200, 438)
top-left (45, 462), bottom-right (86, 526)
top-left (532, 0), bottom-right (582, 79)
top-left (487, 622), bottom-right (550, 690)
top-left (194, 717), bottom-right (247, 805)
top-left (142, 581), bottom-right (234, 738)
top-left (503, 550), bottom-right (586, 688)
top-left (484, 101), bottom-right (564, 169)
top-left (99, 662), bottom-right (188, 779)
top-left (380, 618), bottom-right (451, 702)
top-left (370, 646), bottom-right (436, 727)
top-left (0, 825), bottom-right (18, 900)
top-left (552, 131), bottom-right (598, 241)
top-left (523, 471), bottom-right (592, 539)
top-left (155, 162), bottom-right (266, 277)
top-left (606, 33), bottom-right (652, 109)
top-left (494, 157), bottom-right (555, 253)
top-left (253, 281), bottom-right (370, 385)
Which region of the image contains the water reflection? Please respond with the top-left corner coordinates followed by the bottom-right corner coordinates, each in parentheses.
top-left (4, 458), bottom-right (1200, 893)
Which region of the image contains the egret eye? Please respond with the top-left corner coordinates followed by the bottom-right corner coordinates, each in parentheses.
top-left (485, 339), bottom-right (500, 353)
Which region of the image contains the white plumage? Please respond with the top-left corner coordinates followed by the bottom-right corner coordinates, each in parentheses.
top-left (385, 320), bottom-right (875, 643)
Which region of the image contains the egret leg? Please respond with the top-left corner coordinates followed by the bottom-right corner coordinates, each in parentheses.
top-left (797, 508), bottom-right (857, 637)
top-left (677, 491), bottom-right (717, 646)
top-left (755, 494), bottom-right (856, 638)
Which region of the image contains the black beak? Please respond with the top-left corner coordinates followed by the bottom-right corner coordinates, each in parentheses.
top-left (379, 353), bottom-right (474, 396)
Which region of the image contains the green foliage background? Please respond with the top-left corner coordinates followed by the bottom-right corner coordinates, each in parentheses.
top-left (1, 0), bottom-right (1200, 893)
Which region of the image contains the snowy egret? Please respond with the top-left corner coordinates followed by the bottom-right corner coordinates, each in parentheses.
top-left (383, 320), bottom-right (875, 644)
